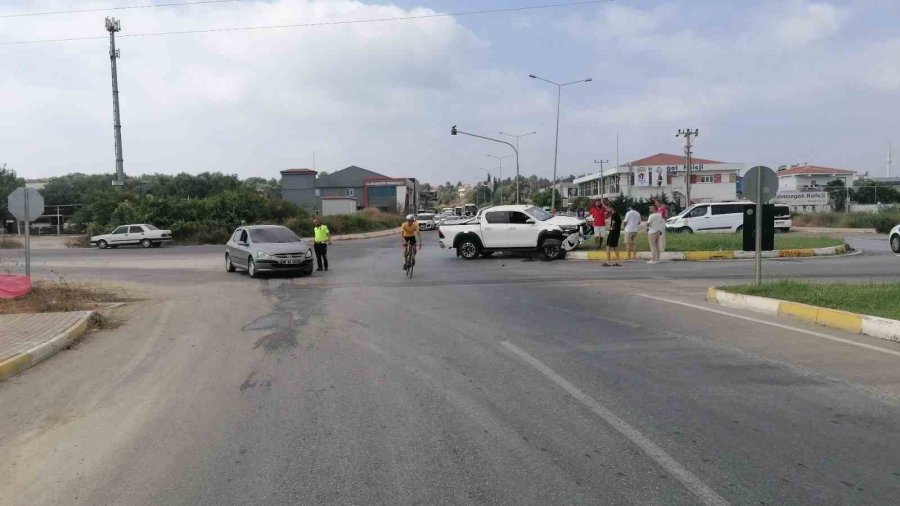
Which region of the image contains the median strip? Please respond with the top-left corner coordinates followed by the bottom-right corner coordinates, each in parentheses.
top-left (567, 244), bottom-right (849, 262)
top-left (707, 284), bottom-right (900, 344)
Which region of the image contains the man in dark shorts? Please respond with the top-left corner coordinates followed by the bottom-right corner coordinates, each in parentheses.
top-left (400, 214), bottom-right (422, 270)
top-left (603, 203), bottom-right (622, 266)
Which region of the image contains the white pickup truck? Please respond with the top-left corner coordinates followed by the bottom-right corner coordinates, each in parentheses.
top-left (437, 205), bottom-right (586, 260)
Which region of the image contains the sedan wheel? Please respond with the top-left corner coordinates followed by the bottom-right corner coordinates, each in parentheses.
top-left (97, 240), bottom-right (108, 249)
top-left (141, 239), bottom-right (152, 248)
top-left (891, 234), bottom-right (900, 254)
top-left (248, 258), bottom-right (259, 278)
top-left (225, 254), bottom-right (236, 272)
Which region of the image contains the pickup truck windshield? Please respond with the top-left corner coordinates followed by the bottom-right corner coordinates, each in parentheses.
top-left (526, 207), bottom-right (552, 221)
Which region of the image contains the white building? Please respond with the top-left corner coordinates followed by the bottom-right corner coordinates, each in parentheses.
top-left (774, 165), bottom-right (858, 212)
top-left (574, 153), bottom-right (742, 205)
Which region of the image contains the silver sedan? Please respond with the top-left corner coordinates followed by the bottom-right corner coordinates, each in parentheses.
top-left (225, 225), bottom-right (314, 278)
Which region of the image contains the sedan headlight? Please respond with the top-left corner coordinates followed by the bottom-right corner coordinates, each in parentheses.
top-left (305, 249), bottom-right (313, 259)
top-left (255, 251), bottom-right (274, 260)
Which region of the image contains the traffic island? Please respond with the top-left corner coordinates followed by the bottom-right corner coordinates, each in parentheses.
top-left (707, 281), bottom-right (900, 343)
top-left (0, 282), bottom-right (128, 381)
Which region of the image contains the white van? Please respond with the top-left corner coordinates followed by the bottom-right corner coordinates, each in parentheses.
top-left (666, 202), bottom-right (792, 234)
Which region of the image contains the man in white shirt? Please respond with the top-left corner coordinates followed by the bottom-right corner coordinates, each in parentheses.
top-left (646, 205), bottom-right (666, 264)
top-left (622, 204), bottom-right (641, 262)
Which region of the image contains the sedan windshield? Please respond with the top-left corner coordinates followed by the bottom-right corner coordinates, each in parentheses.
top-left (526, 206), bottom-right (552, 221)
top-left (249, 227), bottom-right (301, 243)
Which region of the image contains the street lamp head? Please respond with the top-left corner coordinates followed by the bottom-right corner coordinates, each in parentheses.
top-left (450, 125), bottom-right (457, 135)
top-left (528, 74), bottom-right (537, 78)
top-left (584, 78), bottom-right (593, 82)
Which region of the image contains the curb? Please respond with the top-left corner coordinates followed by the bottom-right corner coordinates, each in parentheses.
top-left (567, 244), bottom-right (848, 262)
top-left (0, 311), bottom-right (94, 382)
top-left (706, 288), bottom-right (900, 344)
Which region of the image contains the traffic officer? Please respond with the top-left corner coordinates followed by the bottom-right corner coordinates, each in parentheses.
top-left (312, 217), bottom-right (331, 271)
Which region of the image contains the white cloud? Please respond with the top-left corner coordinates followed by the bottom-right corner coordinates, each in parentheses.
top-left (777, 2), bottom-right (843, 47)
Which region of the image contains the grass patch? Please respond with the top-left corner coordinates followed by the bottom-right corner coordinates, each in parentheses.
top-left (723, 280), bottom-right (900, 320)
top-left (0, 281), bottom-right (124, 314)
top-left (793, 211), bottom-right (900, 233)
top-left (0, 237), bottom-right (23, 249)
top-left (65, 235), bottom-right (92, 248)
top-left (579, 232), bottom-right (844, 252)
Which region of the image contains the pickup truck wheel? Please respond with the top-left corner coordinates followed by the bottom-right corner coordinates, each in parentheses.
top-left (140, 238), bottom-right (152, 248)
top-left (541, 238), bottom-right (564, 261)
top-left (97, 240), bottom-right (108, 249)
top-left (459, 239), bottom-right (480, 260)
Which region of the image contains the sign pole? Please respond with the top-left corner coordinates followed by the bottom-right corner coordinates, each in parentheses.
top-left (754, 172), bottom-right (763, 286)
top-left (24, 190), bottom-right (31, 277)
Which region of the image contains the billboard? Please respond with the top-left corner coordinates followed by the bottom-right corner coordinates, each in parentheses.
top-left (635, 168), bottom-right (651, 187)
top-left (775, 190), bottom-right (828, 206)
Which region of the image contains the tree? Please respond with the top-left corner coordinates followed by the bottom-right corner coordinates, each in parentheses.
top-left (531, 188), bottom-right (561, 209)
top-left (852, 179), bottom-right (900, 204)
top-left (0, 164), bottom-right (25, 218)
top-left (825, 180), bottom-right (847, 211)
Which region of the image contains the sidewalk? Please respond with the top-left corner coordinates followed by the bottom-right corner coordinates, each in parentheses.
top-left (0, 311), bottom-right (94, 381)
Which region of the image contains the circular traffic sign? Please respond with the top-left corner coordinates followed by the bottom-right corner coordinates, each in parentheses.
top-left (744, 166), bottom-right (778, 203)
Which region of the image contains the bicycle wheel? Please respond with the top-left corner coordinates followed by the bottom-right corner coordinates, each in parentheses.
top-left (406, 250), bottom-right (415, 278)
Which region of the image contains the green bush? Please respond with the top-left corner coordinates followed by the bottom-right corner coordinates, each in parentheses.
top-left (285, 209), bottom-right (402, 237)
top-left (793, 211), bottom-right (900, 233)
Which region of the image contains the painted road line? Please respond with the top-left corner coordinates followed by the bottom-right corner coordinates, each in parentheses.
top-left (638, 294), bottom-right (900, 358)
top-left (500, 340), bottom-right (730, 506)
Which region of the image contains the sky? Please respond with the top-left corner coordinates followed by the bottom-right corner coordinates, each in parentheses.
top-left (1, 0), bottom-right (899, 185)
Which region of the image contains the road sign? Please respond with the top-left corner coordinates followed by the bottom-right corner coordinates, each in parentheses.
top-left (7, 187), bottom-right (44, 222)
top-left (743, 166), bottom-right (778, 203)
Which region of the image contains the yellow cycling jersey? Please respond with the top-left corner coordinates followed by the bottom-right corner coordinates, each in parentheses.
top-left (400, 221), bottom-right (419, 238)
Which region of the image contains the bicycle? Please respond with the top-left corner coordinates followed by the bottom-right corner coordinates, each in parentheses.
top-left (403, 242), bottom-right (417, 278)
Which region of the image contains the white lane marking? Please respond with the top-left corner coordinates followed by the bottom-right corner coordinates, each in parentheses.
top-left (500, 341), bottom-right (730, 506)
top-left (637, 294), bottom-right (900, 358)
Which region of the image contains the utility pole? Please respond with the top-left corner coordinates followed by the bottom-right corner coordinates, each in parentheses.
top-left (593, 159), bottom-right (609, 198)
top-left (888, 142), bottom-right (892, 178)
top-left (107, 17), bottom-right (125, 189)
top-left (676, 128), bottom-right (699, 206)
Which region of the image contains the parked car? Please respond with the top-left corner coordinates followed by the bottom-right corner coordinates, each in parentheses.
top-left (666, 202), bottom-right (791, 234)
top-left (91, 224), bottom-right (173, 249)
top-left (225, 225), bottom-right (314, 278)
top-left (417, 213), bottom-right (436, 231)
top-left (438, 205), bottom-right (584, 260)
top-left (890, 224), bottom-right (900, 253)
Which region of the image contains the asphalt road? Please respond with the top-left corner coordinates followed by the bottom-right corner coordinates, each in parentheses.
top-left (1, 233), bottom-right (899, 505)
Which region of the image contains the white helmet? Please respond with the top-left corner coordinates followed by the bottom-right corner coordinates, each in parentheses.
top-left (406, 214), bottom-right (415, 221)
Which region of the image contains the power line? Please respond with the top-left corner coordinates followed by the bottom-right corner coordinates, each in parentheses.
top-left (0, 0), bottom-right (245, 19)
top-left (0, 0), bottom-right (608, 46)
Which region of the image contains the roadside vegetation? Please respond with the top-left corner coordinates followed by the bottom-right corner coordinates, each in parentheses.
top-left (580, 232), bottom-right (844, 252)
top-left (792, 211), bottom-right (900, 233)
top-left (0, 236), bottom-right (23, 249)
top-left (724, 280), bottom-right (900, 320)
top-left (40, 172), bottom-right (402, 246)
top-left (0, 281), bottom-right (124, 314)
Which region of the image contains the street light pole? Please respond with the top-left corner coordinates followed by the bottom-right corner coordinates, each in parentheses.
top-left (529, 74), bottom-right (592, 213)
top-left (594, 159), bottom-right (609, 198)
top-left (499, 131), bottom-right (536, 204)
top-left (487, 154), bottom-right (513, 205)
top-left (450, 126), bottom-right (519, 205)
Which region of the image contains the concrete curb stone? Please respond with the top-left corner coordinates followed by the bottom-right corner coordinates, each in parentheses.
top-left (0, 311), bottom-right (94, 382)
top-left (707, 288), bottom-right (900, 344)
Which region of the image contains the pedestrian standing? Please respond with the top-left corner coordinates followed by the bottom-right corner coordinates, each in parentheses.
top-left (603, 203), bottom-right (622, 266)
top-left (646, 205), bottom-right (665, 264)
top-left (623, 203), bottom-right (641, 262)
top-left (313, 217), bottom-right (331, 271)
top-left (588, 200), bottom-right (606, 249)
top-left (654, 198), bottom-right (669, 220)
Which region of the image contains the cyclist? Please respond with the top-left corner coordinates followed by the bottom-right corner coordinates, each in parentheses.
top-left (400, 214), bottom-right (422, 270)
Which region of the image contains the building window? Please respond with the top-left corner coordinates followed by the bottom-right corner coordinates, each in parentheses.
top-left (700, 175), bottom-right (714, 183)
top-left (315, 189), bottom-right (321, 197)
top-left (347, 188), bottom-right (355, 197)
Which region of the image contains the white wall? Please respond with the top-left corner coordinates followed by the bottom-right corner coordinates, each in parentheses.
top-left (321, 199), bottom-right (357, 216)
